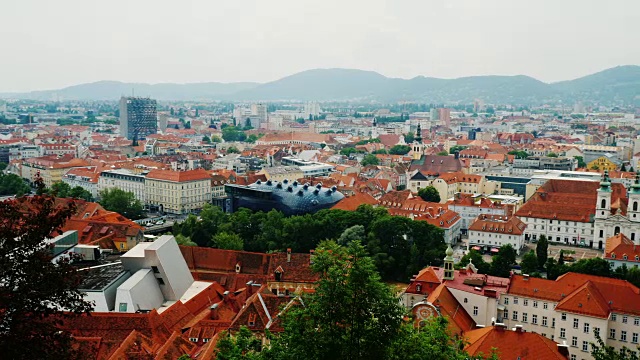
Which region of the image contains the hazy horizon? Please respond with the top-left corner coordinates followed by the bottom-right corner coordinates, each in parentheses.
top-left (2, 0), bottom-right (639, 92)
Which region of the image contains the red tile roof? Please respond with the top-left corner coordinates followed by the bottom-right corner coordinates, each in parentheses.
top-left (146, 168), bottom-right (212, 182)
top-left (468, 215), bottom-right (527, 236)
top-left (464, 326), bottom-right (566, 360)
top-left (604, 233), bottom-right (640, 263)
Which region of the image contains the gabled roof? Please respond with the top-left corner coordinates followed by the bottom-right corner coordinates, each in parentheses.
top-left (331, 192), bottom-right (378, 211)
top-left (468, 215), bottom-right (527, 236)
top-left (604, 233), bottom-right (640, 262)
top-left (464, 327), bottom-right (566, 360)
top-left (427, 283), bottom-right (475, 335)
top-left (146, 168), bottom-right (212, 182)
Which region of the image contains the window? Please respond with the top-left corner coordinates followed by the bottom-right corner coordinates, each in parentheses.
top-left (584, 323), bottom-right (590, 334)
top-left (151, 266), bottom-right (159, 273)
top-left (552, 318), bottom-right (556, 328)
top-left (504, 297), bottom-right (509, 305)
top-left (522, 313), bottom-right (528, 322)
top-left (570, 355), bottom-right (576, 360)
top-left (624, 316), bottom-right (629, 324)
top-left (560, 328), bottom-right (566, 338)
top-left (582, 341), bottom-right (589, 352)
top-left (533, 301), bottom-right (538, 308)
top-left (464, 298), bottom-right (468, 303)
top-left (600, 229), bottom-right (604, 238)
top-left (595, 327), bottom-right (600, 337)
top-left (503, 309), bottom-right (508, 319)
top-left (524, 299), bottom-right (529, 306)
top-left (571, 336), bottom-right (578, 347)
top-left (561, 313), bottom-right (567, 321)
top-left (622, 331), bottom-right (628, 342)
top-left (633, 333), bottom-right (639, 344)
top-left (612, 314), bottom-right (617, 321)
top-left (635, 318), bottom-right (640, 326)
top-left (157, 277), bottom-right (165, 285)
top-left (542, 316), bottom-right (548, 327)
top-left (610, 329), bottom-right (616, 339)
top-left (119, 303), bottom-right (128, 312)
top-left (473, 306), bottom-right (478, 316)
top-left (543, 302), bottom-right (548, 310)
top-left (532, 314), bottom-right (538, 324)
top-left (512, 311), bottom-right (518, 321)
top-left (514, 297), bottom-right (519, 305)
top-left (573, 318), bottom-right (579, 329)
top-left (416, 284), bottom-right (422, 292)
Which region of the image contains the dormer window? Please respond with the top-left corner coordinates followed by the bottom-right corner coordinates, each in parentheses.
top-left (611, 253), bottom-right (616, 259)
top-left (416, 284), bottom-right (422, 293)
top-left (235, 262), bottom-right (242, 273)
top-left (624, 255), bottom-right (628, 261)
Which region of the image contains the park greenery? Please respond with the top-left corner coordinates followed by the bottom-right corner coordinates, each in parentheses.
top-left (98, 188), bottom-right (145, 220)
top-left (361, 154), bottom-right (380, 166)
top-left (173, 204), bottom-right (446, 282)
top-left (418, 186), bottom-right (440, 203)
top-left (46, 181), bottom-right (93, 201)
top-left (214, 241), bottom-right (496, 360)
top-left (0, 172), bottom-right (30, 197)
top-left (388, 145), bottom-right (411, 155)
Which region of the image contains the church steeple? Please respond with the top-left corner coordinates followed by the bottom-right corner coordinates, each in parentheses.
top-left (443, 244), bottom-right (454, 280)
top-left (415, 123), bottom-right (423, 144)
top-left (596, 170), bottom-right (612, 220)
top-left (628, 171), bottom-right (640, 222)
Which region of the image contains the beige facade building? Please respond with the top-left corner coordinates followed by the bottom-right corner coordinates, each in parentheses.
top-left (145, 169), bottom-right (212, 214)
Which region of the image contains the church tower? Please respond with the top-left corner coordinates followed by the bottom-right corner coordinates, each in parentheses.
top-left (371, 117), bottom-right (379, 139)
top-left (596, 170), bottom-right (612, 220)
top-left (412, 123), bottom-right (424, 160)
top-left (629, 171), bottom-right (640, 222)
top-left (443, 244), bottom-right (455, 280)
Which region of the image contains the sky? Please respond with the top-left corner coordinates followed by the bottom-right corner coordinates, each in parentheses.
top-left (1, 0), bottom-right (639, 92)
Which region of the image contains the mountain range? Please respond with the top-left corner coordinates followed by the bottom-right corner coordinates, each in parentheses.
top-left (2, 65), bottom-right (639, 105)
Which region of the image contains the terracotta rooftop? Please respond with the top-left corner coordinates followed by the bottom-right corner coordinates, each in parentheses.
top-left (146, 168), bottom-right (212, 182)
top-left (464, 326), bottom-right (567, 360)
top-left (468, 215), bottom-right (527, 236)
top-left (604, 233), bottom-right (640, 263)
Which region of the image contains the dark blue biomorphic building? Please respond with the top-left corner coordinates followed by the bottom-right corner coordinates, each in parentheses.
top-left (224, 179), bottom-right (344, 216)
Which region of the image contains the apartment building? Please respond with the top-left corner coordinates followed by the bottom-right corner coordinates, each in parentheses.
top-left (62, 167), bottom-right (100, 198)
top-left (98, 169), bottom-right (146, 203)
top-left (21, 155), bottom-right (90, 187)
top-left (447, 196), bottom-right (510, 232)
top-left (145, 169), bottom-right (212, 214)
top-left (468, 215), bottom-right (527, 254)
top-left (501, 273), bottom-right (640, 360)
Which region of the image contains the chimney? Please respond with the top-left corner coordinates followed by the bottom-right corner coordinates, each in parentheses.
top-left (210, 303), bottom-right (219, 320)
top-left (514, 324), bottom-right (524, 333)
top-left (287, 248), bottom-right (291, 263)
top-left (557, 341), bottom-right (570, 358)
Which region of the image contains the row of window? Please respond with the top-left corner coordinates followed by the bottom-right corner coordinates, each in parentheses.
top-left (504, 297), bottom-right (550, 310)
top-left (611, 314), bottom-right (640, 326)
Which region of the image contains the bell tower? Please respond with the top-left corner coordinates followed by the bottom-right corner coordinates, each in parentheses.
top-left (443, 244), bottom-right (455, 281)
top-left (596, 170), bottom-right (612, 220)
top-left (629, 171), bottom-right (640, 222)
top-left (412, 123), bottom-right (424, 161)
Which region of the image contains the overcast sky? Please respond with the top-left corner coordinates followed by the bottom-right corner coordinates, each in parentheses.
top-left (1, 0), bottom-right (639, 92)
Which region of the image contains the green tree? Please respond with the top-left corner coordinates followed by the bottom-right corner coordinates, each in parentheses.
top-left (404, 133), bottom-right (415, 143)
top-left (337, 225), bottom-right (365, 245)
top-left (574, 156), bottom-right (586, 168)
top-left (536, 235), bottom-right (549, 269)
top-left (246, 134), bottom-right (259, 143)
top-left (175, 234), bottom-right (197, 247)
top-left (340, 147), bottom-right (357, 156)
top-left (202, 135), bottom-right (211, 143)
top-left (508, 150), bottom-right (529, 159)
top-left (215, 326), bottom-right (262, 360)
top-left (0, 192), bottom-right (93, 359)
top-left (98, 188), bottom-right (145, 220)
top-left (546, 152), bottom-right (558, 158)
top-left (361, 154), bottom-right (379, 166)
top-left (0, 172), bottom-right (30, 197)
top-left (268, 241), bottom-right (405, 360)
top-left (457, 250), bottom-right (491, 274)
top-left (449, 145), bottom-right (467, 154)
top-left (490, 244), bottom-right (517, 277)
top-left (436, 151), bottom-right (449, 156)
top-left (418, 186), bottom-right (441, 202)
top-left (388, 145), bottom-right (411, 155)
top-left (590, 329), bottom-right (640, 360)
top-left (0, 162), bottom-right (8, 171)
top-left (388, 317), bottom-right (471, 360)
top-left (212, 135), bottom-right (222, 143)
top-left (212, 232), bottom-right (244, 250)
top-left (184, 121), bottom-right (191, 129)
top-left (227, 146), bottom-right (240, 154)
top-left (520, 250), bottom-right (539, 274)
top-left (222, 126), bottom-right (247, 142)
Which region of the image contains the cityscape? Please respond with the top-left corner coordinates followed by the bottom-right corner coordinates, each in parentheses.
top-left (1, 1), bottom-right (640, 360)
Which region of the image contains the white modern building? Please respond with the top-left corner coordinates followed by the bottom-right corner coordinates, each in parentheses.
top-left (98, 169), bottom-right (146, 203)
top-left (468, 215), bottom-right (527, 254)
